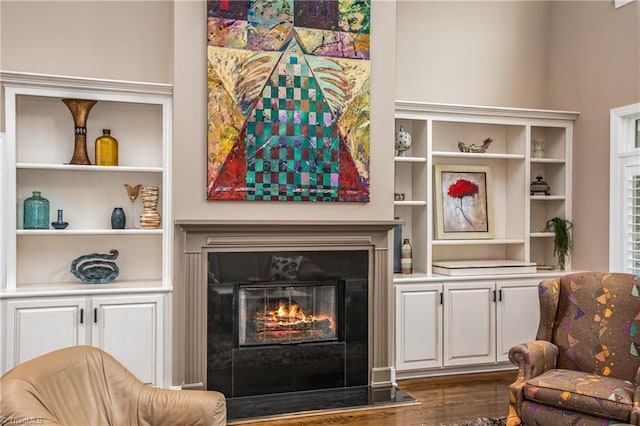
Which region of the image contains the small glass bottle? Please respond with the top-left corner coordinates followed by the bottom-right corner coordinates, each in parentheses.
top-left (95, 129), bottom-right (118, 166)
top-left (401, 238), bottom-right (413, 274)
top-left (23, 191), bottom-right (50, 229)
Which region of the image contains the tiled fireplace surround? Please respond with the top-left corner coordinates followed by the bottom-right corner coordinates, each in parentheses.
top-left (174, 220), bottom-right (397, 393)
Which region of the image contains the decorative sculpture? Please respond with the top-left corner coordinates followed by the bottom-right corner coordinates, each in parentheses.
top-left (70, 249), bottom-right (119, 284)
top-left (457, 137), bottom-right (493, 153)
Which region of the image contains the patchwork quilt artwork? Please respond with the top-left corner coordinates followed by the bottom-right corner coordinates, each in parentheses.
top-left (206, 0), bottom-right (371, 202)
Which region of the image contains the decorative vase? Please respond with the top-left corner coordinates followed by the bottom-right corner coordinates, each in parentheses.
top-left (51, 209), bottom-right (69, 230)
top-left (62, 98), bottom-right (97, 165)
top-left (139, 186), bottom-right (161, 229)
top-left (401, 238), bottom-right (412, 274)
top-left (124, 184), bottom-right (142, 229)
top-left (395, 126), bottom-right (412, 157)
top-left (111, 207), bottom-right (126, 229)
top-left (23, 191), bottom-right (50, 229)
top-left (532, 138), bottom-right (545, 158)
top-left (95, 129), bottom-right (118, 166)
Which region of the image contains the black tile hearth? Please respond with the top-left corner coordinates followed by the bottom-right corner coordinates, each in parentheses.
top-left (226, 385), bottom-right (417, 422)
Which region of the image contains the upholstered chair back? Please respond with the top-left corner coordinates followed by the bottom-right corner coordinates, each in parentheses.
top-left (536, 272), bottom-right (640, 381)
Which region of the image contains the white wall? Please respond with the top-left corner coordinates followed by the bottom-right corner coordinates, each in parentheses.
top-left (396, 0), bottom-right (640, 271)
top-left (396, 1), bottom-right (550, 108)
top-left (547, 0), bottom-right (640, 271)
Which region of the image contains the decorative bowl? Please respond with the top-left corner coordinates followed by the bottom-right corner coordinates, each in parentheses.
top-left (70, 249), bottom-right (119, 284)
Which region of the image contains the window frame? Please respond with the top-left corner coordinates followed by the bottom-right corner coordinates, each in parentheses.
top-left (610, 103), bottom-right (640, 273)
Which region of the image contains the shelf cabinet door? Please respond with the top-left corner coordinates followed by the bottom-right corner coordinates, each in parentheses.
top-left (91, 294), bottom-right (164, 385)
top-left (443, 282), bottom-right (495, 366)
top-left (3, 297), bottom-right (88, 371)
top-left (395, 283), bottom-right (442, 371)
top-left (496, 280), bottom-right (540, 362)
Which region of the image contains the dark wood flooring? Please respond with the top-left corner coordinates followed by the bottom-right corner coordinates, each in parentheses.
top-left (228, 370), bottom-right (516, 425)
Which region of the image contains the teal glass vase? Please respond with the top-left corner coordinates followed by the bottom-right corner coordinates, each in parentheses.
top-left (23, 191), bottom-right (50, 229)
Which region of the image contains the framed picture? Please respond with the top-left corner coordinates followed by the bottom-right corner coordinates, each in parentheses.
top-left (434, 164), bottom-right (493, 239)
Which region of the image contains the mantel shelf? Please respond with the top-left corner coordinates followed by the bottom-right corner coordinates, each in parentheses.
top-left (16, 162), bottom-right (163, 173)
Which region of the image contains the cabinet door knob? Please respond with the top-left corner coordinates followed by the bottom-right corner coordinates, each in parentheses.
top-left (80, 308), bottom-right (84, 324)
top-left (94, 308), bottom-right (98, 323)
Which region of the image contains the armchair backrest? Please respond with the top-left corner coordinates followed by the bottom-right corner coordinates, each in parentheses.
top-left (0, 345), bottom-right (143, 425)
top-left (536, 272), bottom-right (640, 381)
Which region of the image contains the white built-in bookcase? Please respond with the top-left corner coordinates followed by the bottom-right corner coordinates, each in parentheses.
top-left (393, 101), bottom-right (579, 282)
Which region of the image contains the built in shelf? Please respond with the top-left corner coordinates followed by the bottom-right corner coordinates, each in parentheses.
top-left (432, 151), bottom-right (525, 160)
top-left (17, 229), bottom-right (163, 235)
top-left (16, 163), bottom-right (163, 173)
top-left (530, 158), bottom-right (565, 164)
top-left (431, 238), bottom-right (525, 246)
top-left (530, 232), bottom-right (556, 238)
top-left (0, 279), bottom-right (169, 298)
top-left (394, 200), bottom-right (427, 206)
top-left (530, 195), bottom-right (566, 201)
top-left (394, 156), bottom-right (427, 163)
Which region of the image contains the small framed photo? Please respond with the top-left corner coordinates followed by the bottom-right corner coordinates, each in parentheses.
top-left (434, 164), bottom-right (493, 240)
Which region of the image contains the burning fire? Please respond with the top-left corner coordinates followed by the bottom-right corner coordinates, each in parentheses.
top-left (265, 300), bottom-right (334, 332)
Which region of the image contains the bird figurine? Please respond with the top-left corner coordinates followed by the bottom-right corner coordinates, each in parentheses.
top-left (457, 137), bottom-right (493, 153)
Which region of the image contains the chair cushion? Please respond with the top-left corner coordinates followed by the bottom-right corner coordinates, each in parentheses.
top-left (521, 401), bottom-right (634, 426)
top-left (524, 369), bottom-right (635, 421)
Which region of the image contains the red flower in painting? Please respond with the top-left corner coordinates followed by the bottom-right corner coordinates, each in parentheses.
top-left (447, 179), bottom-right (478, 199)
top-left (447, 179), bottom-right (479, 229)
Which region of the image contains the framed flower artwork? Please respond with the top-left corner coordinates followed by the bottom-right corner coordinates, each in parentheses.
top-left (434, 164), bottom-right (493, 239)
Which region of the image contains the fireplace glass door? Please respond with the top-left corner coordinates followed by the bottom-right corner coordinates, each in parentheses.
top-left (237, 281), bottom-right (339, 346)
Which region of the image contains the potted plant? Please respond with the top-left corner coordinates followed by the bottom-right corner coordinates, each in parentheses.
top-left (543, 217), bottom-right (573, 270)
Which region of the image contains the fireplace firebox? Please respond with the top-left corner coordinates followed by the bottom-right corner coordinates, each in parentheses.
top-left (207, 250), bottom-right (368, 398)
top-left (237, 281), bottom-right (343, 346)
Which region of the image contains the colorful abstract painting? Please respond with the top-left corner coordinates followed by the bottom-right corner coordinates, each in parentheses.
top-left (207, 0), bottom-right (370, 202)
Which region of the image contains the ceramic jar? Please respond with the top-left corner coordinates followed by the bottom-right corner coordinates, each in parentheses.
top-left (395, 126), bottom-right (412, 157)
top-left (111, 207), bottom-right (126, 229)
top-left (139, 186), bottom-right (161, 229)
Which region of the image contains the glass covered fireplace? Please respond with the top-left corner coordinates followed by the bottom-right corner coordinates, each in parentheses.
top-left (237, 281), bottom-right (343, 346)
top-left (207, 250), bottom-right (368, 398)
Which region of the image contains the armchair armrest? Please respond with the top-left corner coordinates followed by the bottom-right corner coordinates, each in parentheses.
top-left (137, 386), bottom-right (226, 426)
top-left (507, 340), bottom-right (558, 426)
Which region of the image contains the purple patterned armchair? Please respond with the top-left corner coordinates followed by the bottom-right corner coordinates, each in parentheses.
top-left (508, 272), bottom-right (640, 426)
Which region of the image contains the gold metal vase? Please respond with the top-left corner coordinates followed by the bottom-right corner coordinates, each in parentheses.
top-left (62, 98), bottom-right (97, 165)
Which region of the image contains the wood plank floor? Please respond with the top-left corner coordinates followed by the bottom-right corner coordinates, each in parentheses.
top-left (231, 370), bottom-right (516, 425)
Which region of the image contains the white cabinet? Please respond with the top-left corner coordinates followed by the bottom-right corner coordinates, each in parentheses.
top-left (394, 278), bottom-right (540, 378)
top-left (496, 281), bottom-right (540, 362)
top-left (0, 72), bottom-right (172, 386)
top-left (3, 297), bottom-right (88, 369)
top-left (2, 292), bottom-right (165, 385)
top-left (443, 281), bottom-right (496, 366)
top-left (395, 283), bottom-right (442, 371)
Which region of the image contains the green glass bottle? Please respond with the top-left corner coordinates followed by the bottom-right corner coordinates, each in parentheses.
top-left (23, 191), bottom-right (50, 229)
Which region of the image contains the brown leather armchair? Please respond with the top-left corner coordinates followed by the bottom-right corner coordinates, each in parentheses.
top-left (0, 345), bottom-right (226, 425)
top-left (508, 272), bottom-right (640, 426)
